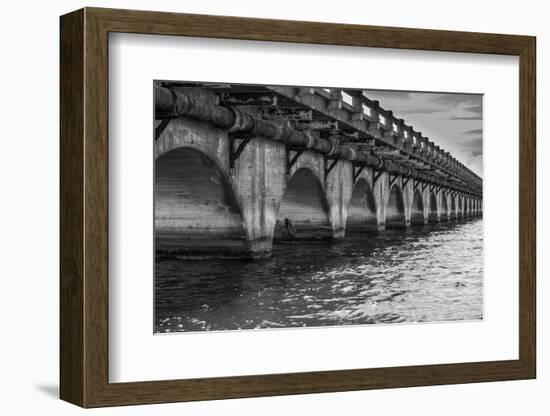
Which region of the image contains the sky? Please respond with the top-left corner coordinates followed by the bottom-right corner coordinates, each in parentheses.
top-left (362, 90), bottom-right (483, 177)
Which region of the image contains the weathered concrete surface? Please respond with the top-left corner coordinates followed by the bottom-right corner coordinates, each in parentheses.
top-left (451, 196), bottom-right (458, 220)
top-left (155, 118), bottom-right (250, 257)
top-left (440, 193), bottom-right (449, 222)
top-left (410, 189), bottom-right (425, 226)
top-left (155, 116), bottom-right (483, 258)
top-left (385, 180), bottom-right (407, 229)
top-left (428, 192), bottom-right (439, 224)
top-left (234, 136), bottom-right (287, 257)
top-left (346, 174), bottom-right (378, 233)
top-left (325, 160), bottom-right (354, 239)
top-left (372, 170), bottom-right (389, 231)
top-left (276, 167), bottom-right (332, 240)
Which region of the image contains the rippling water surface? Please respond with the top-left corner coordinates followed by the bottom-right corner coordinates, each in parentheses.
top-left (155, 219), bottom-right (483, 333)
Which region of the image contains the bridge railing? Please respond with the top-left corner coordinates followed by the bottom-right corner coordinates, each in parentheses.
top-left (270, 87), bottom-right (482, 194)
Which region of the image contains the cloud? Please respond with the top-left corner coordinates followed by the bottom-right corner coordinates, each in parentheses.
top-left (448, 116), bottom-right (482, 120)
top-left (464, 104), bottom-right (482, 115)
top-left (463, 128), bottom-right (483, 135)
top-left (363, 90), bottom-right (413, 100)
top-left (401, 107), bottom-right (445, 114)
top-left (427, 94), bottom-right (483, 120)
top-left (457, 137), bottom-right (482, 157)
top-left (358, 89), bottom-right (483, 175)
top-left (429, 94), bottom-right (480, 107)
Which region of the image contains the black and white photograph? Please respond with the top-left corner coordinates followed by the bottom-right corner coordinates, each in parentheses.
top-left (154, 81), bottom-right (483, 334)
top-left (1, 0), bottom-right (542, 412)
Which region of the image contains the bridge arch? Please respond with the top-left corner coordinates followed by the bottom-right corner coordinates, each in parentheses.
top-left (410, 188), bottom-right (425, 226)
top-left (155, 146), bottom-right (248, 257)
top-left (275, 167), bottom-right (332, 240)
top-left (155, 117), bottom-right (230, 170)
top-left (428, 192), bottom-right (438, 223)
top-left (385, 184), bottom-right (406, 228)
top-left (346, 177), bottom-right (378, 233)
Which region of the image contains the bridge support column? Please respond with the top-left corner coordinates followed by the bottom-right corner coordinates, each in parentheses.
top-left (233, 137), bottom-right (287, 258)
top-left (402, 178), bottom-right (415, 227)
top-left (373, 171), bottom-right (388, 230)
top-left (375, 180), bottom-right (387, 231)
top-left (325, 160), bottom-right (354, 239)
top-left (371, 168), bottom-right (386, 231)
top-left (440, 191), bottom-right (450, 222)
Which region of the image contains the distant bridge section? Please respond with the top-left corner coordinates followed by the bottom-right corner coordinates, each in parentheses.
top-left (154, 82), bottom-right (482, 258)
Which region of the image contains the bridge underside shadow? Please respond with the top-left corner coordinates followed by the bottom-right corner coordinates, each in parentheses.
top-left (428, 193), bottom-right (438, 224)
top-left (441, 195), bottom-right (449, 222)
top-left (346, 178), bottom-right (378, 233)
top-left (274, 168), bottom-right (332, 241)
top-left (386, 185), bottom-right (406, 229)
top-left (410, 189), bottom-right (425, 226)
top-left (155, 147), bottom-right (248, 257)
top-left (451, 197), bottom-right (457, 220)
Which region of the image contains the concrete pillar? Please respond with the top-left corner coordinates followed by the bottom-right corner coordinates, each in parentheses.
top-left (450, 194), bottom-right (458, 220)
top-left (372, 171), bottom-right (388, 230)
top-left (233, 136), bottom-right (287, 258)
top-left (403, 178), bottom-right (413, 227)
top-left (439, 191), bottom-right (449, 222)
top-left (325, 160), bottom-right (354, 239)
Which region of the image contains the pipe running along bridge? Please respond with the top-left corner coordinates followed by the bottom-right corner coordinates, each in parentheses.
top-left (154, 83), bottom-right (482, 258)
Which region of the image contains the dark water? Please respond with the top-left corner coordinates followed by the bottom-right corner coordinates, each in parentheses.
top-left (155, 219), bottom-right (483, 333)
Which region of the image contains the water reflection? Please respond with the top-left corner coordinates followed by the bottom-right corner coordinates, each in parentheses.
top-left (155, 219), bottom-right (483, 333)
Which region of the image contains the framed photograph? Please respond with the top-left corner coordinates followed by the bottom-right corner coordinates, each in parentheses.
top-left (60, 7), bottom-right (536, 407)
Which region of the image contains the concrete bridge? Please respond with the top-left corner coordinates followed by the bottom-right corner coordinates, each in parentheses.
top-left (154, 83), bottom-right (482, 258)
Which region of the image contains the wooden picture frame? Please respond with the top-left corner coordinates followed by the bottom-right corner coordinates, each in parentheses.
top-left (60, 7), bottom-right (536, 408)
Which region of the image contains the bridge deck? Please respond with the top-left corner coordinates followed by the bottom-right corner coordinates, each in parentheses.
top-left (157, 82), bottom-right (482, 197)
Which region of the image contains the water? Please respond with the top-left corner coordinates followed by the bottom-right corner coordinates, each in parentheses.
top-left (155, 219), bottom-right (483, 333)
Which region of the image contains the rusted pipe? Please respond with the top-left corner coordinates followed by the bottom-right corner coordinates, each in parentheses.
top-left (155, 86), bottom-right (235, 128)
top-left (155, 85), bottom-right (383, 168)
